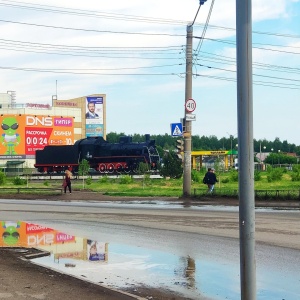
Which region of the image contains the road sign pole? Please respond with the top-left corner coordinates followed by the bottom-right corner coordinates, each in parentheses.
top-left (183, 24), bottom-right (193, 197)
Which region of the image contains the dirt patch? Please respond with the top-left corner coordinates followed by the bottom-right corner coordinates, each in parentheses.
top-left (0, 191), bottom-right (299, 209)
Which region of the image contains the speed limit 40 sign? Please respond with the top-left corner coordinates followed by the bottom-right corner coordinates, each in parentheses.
top-left (185, 98), bottom-right (196, 112)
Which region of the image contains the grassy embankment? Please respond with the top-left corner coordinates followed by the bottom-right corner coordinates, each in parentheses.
top-left (0, 170), bottom-right (299, 198)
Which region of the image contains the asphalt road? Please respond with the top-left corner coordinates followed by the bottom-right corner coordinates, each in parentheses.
top-left (0, 197), bottom-right (300, 299)
top-left (1, 198), bottom-right (299, 250)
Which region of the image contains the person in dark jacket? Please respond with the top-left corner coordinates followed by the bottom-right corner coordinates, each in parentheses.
top-left (204, 168), bottom-right (218, 194)
top-left (64, 170), bottom-right (72, 194)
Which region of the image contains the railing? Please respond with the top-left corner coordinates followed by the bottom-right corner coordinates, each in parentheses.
top-left (0, 187), bottom-right (63, 195)
top-left (193, 188), bottom-right (300, 200)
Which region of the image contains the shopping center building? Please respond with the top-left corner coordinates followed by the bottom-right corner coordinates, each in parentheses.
top-left (0, 91), bottom-right (106, 172)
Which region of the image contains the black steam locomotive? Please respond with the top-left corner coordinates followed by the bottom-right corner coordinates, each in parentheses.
top-left (34, 134), bottom-right (160, 174)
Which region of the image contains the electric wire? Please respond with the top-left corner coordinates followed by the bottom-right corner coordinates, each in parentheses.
top-left (195, 37), bottom-right (300, 55)
top-left (196, 63), bottom-right (300, 83)
top-left (0, 0), bottom-right (299, 39)
top-left (0, 65), bottom-right (299, 89)
top-left (0, 0), bottom-right (298, 90)
top-left (0, 19), bottom-right (186, 37)
top-left (195, 0), bottom-right (215, 55)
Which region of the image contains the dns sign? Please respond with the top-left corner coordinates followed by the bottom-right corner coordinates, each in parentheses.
top-left (26, 116), bottom-right (53, 126)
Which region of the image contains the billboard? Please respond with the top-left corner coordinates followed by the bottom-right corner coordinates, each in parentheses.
top-left (85, 96), bottom-right (104, 137)
top-left (0, 114), bottom-right (74, 159)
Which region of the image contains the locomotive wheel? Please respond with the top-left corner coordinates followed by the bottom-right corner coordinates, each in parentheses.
top-left (116, 163), bottom-right (123, 173)
top-left (107, 163), bottom-right (114, 173)
top-left (124, 166), bottom-right (130, 173)
top-left (99, 164), bottom-right (106, 173)
top-left (38, 168), bottom-right (45, 173)
top-left (132, 164), bottom-right (138, 173)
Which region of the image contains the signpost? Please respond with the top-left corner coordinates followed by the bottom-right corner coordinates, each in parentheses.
top-left (185, 98), bottom-right (196, 113)
top-left (170, 123), bottom-right (183, 137)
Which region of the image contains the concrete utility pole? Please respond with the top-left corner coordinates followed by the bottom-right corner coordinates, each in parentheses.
top-left (183, 24), bottom-right (193, 196)
top-left (236, 0), bottom-right (256, 299)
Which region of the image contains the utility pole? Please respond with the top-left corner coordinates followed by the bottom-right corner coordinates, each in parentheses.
top-left (236, 0), bottom-right (256, 299)
top-left (183, 24), bottom-right (193, 196)
top-left (182, 1), bottom-right (207, 196)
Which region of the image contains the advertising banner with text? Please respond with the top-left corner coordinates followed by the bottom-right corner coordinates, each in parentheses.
top-left (0, 114), bottom-right (74, 159)
top-left (85, 96), bottom-right (104, 137)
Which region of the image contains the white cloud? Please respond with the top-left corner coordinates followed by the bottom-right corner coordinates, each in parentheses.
top-left (0, 0), bottom-right (299, 144)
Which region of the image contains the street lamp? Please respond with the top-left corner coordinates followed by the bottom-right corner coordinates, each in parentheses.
top-left (271, 148), bottom-right (274, 166)
top-left (278, 150), bottom-right (281, 166)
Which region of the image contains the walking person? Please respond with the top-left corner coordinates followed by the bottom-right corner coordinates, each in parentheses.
top-left (63, 170), bottom-right (72, 194)
top-left (203, 168), bottom-right (218, 194)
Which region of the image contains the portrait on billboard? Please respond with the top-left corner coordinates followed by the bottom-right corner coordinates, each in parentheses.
top-left (85, 96), bottom-right (104, 138)
top-left (87, 239), bottom-right (106, 262)
top-left (85, 101), bottom-right (99, 119)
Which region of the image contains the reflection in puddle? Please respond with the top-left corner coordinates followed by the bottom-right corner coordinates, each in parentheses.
top-left (1, 221), bottom-right (300, 300)
top-left (0, 221), bottom-right (202, 299)
top-left (0, 221), bottom-right (108, 263)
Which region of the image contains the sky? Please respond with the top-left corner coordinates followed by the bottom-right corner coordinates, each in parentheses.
top-left (0, 0), bottom-right (299, 146)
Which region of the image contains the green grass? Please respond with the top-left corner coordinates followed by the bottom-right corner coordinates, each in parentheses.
top-left (0, 169), bottom-right (299, 198)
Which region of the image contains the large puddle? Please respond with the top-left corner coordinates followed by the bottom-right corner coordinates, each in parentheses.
top-left (1, 220), bottom-right (299, 299)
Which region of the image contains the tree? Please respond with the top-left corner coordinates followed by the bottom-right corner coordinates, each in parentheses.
top-left (78, 159), bottom-right (90, 189)
top-left (265, 153), bottom-right (297, 165)
top-left (160, 151), bottom-right (183, 179)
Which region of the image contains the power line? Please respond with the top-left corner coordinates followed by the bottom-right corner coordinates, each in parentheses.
top-left (196, 63), bottom-right (300, 83)
top-left (0, 45), bottom-right (184, 59)
top-left (0, 65), bottom-right (180, 76)
top-left (0, 19), bottom-right (185, 37)
top-left (0, 18), bottom-right (297, 53)
top-left (0, 0), bottom-right (299, 39)
top-left (195, 37), bottom-right (300, 55)
top-left (195, 0), bottom-right (215, 55)
top-left (0, 65), bottom-right (299, 89)
top-left (197, 51), bottom-right (300, 73)
top-left (194, 74), bottom-right (300, 90)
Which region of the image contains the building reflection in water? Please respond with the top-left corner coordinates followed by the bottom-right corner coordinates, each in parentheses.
top-left (0, 221), bottom-right (108, 263)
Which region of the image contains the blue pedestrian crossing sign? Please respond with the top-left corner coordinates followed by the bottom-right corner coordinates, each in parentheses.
top-left (171, 123), bottom-right (183, 136)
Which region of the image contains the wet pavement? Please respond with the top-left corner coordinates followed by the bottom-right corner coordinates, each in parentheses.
top-left (1, 218), bottom-right (300, 300)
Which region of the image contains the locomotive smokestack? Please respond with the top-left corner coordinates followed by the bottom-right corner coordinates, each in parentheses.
top-left (145, 134), bottom-right (150, 141)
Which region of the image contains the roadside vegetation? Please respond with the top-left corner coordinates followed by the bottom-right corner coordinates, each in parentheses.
top-left (0, 165), bottom-right (299, 198)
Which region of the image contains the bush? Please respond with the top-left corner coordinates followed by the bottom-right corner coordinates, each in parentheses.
top-left (143, 174), bottom-right (151, 183)
top-left (291, 165), bottom-right (300, 181)
top-left (267, 168), bottom-right (284, 182)
top-left (0, 171), bottom-right (6, 185)
top-left (160, 151), bottom-right (183, 179)
top-left (229, 169), bottom-right (239, 182)
top-left (13, 176), bottom-right (26, 185)
top-left (98, 175), bottom-right (109, 183)
top-left (254, 170), bottom-right (261, 181)
top-left (221, 177), bottom-right (229, 183)
top-left (138, 162), bottom-right (149, 174)
top-left (43, 180), bottom-right (49, 186)
top-left (119, 175), bottom-right (133, 184)
top-left (191, 170), bottom-right (201, 183)
top-left (85, 177), bottom-right (92, 185)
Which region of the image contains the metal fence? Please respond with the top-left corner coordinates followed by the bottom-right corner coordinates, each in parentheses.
top-left (193, 188), bottom-right (300, 200)
top-left (0, 187), bottom-right (63, 195)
